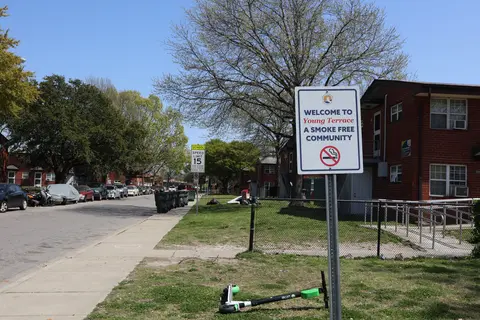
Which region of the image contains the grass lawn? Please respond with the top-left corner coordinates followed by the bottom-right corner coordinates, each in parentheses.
top-left (86, 253), bottom-right (480, 320)
top-left (443, 228), bottom-right (474, 243)
top-left (157, 195), bottom-right (402, 250)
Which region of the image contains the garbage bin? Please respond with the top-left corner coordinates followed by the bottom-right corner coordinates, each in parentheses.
top-left (165, 191), bottom-right (174, 210)
top-left (154, 190), bottom-right (169, 213)
top-left (188, 190), bottom-right (196, 201)
top-left (174, 191), bottom-right (181, 208)
top-left (180, 191), bottom-right (188, 206)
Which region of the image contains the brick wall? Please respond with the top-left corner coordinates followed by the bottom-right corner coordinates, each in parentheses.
top-left (419, 96), bottom-right (480, 199)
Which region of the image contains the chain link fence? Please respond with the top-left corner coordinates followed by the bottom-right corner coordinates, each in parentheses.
top-left (250, 198), bottom-right (476, 259)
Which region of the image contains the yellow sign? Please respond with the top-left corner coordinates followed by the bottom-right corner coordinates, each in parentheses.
top-left (191, 144), bottom-right (205, 150)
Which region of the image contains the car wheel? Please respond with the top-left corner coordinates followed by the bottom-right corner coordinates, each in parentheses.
top-left (0, 201), bottom-right (7, 213)
top-left (20, 199), bottom-right (27, 210)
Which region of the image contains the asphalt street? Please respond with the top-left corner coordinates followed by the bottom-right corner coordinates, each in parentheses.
top-left (0, 194), bottom-right (155, 284)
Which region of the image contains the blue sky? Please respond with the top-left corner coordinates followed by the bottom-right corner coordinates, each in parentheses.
top-left (4, 0), bottom-right (480, 147)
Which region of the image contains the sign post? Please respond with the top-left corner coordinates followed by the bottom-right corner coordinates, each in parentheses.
top-left (295, 86), bottom-right (363, 320)
top-left (191, 144), bottom-right (205, 215)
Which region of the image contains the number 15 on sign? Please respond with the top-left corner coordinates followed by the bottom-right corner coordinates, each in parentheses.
top-left (191, 144), bottom-right (205, 173)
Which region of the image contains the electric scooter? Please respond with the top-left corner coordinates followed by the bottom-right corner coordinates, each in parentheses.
top-left (219, 271), bottom-right (329, 314)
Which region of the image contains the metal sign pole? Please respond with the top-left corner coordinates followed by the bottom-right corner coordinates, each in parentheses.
top-left (325, 174), bottom-right (342, 320)
top-left (195, 172), bottom-right (199, 215)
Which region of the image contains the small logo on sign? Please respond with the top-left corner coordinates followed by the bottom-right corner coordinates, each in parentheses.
top-left (323, 93), bottom-right (333, 104)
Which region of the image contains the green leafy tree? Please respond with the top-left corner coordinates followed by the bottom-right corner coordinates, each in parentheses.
top-left (205, 139), bottom-right (260, 192)
top-left (0, 6), bottom-right (38, 119)
top-left (86, 77), bottom-right (189, 180)
top-left (0, 6), bottom-right (39, 182)
top-left (155, 0), bottom-right (410, 196)
top-left (7, 75), bottom-right (128, 183)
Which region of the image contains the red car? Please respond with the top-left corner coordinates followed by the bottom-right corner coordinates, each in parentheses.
top-left (75, 185), bottom-right (94, 202)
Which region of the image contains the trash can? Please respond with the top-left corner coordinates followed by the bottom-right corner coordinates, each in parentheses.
top-left (180, 191), bottom-right (188, 206)
top-left (165, 191), bottom-right (174, 210)
top-left (154, 190), bottom-right (169, 213)
top-left (174, 191), bottom-right (181, 208)
top-left (188, 190), bottom-right (196, 201)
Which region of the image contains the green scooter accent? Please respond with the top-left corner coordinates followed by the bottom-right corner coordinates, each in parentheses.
top-left (219, 271), bottom-right (329, 314)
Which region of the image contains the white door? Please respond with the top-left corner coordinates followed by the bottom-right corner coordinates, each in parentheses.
top-left (351, 167), bottom-right (373, 214)
top-left (34, 172), bottom-right (42, 187)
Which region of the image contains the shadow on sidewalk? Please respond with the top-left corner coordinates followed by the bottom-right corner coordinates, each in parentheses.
top-left (63, 203), bottom-right (193, 218)
top-left (64, 204), bottom-right (156, 217)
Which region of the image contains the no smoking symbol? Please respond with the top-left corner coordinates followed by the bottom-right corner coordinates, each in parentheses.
top-left (320, 146), bottom-right (340, 167)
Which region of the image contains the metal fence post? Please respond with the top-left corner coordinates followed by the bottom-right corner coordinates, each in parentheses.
top-left (406, 205), bottom-right (410, 237)
top-left (429, 204), bottom-right (433, 233)
top-left (364, 203), bottom-right (367, 225)
top-left (395, 203), bottom-right (399, 232)
top-left (432, 212), bottom-right (436, 249)
top-left (377, 200), bottom-right (382, 258)
top-left (384, 202), bottom-right (388, 229)
top-left (248, 202), bottom-right (256, 252)
top-left (419, 207), bottom-right (423, 244)
top-left (443, 206), bottom-right (447, 238)
top-left (459, 209), bottom-right (463, 245)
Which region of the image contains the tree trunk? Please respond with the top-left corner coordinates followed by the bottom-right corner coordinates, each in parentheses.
top-left (55, 170), bottom-right (66, 184)
top-left (275, 145), bottom-right (281, 198)
top-left (0, 145), bottom-right (7, 183)
top-left (220, 178), bottom-right (229, 194)
top-left (55, 167), bottom-right (71, 184)
top-left (289, 122), bottom-right (305, 205)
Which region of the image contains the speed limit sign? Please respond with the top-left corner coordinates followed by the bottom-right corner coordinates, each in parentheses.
top-left (191, 144), bottom-right (205, 173)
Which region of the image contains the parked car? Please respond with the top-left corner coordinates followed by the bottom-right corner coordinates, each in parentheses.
top-left (105, 185), bottom-right (121, 199)
top-left (75, 185), bottom-right (94, 202)
top-left (88, 182), bottom-right (107, 200)
top-left (47, 184), bottom-right (80, 205)
top-left (114, 183), bottom-right (128, 198)
top-left (0, 183), bottom-right (28, 213)
top-left (127, 185), bottom-right (139, 196)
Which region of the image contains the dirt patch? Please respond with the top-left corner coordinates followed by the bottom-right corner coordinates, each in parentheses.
top-left (156, 243), bottom-right (245, 253)
top-left (144, 256), bottom-right (238, 269)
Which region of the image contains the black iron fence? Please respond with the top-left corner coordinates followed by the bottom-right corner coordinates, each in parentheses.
top-left (249, 198), bottom-right (476, 259)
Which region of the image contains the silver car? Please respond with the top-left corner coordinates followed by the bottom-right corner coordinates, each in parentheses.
top-left (114, 183), bottom-right (128, 198)
top-left (105, 185), bottom-right (121, 199)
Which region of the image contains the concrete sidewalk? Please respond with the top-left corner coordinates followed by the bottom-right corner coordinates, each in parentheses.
top-left (0, 199), bottom-right (239, 320)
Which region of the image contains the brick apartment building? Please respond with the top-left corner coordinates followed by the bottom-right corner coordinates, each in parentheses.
top-left (275, 79), bottom-right (480, 213)
top-left (359, 79), bottom-right (479, 201)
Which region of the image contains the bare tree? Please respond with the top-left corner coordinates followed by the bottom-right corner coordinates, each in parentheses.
top-left (239, 110), bottom-right (291, 191)
top-left (154, 0), bottom-right (409, 197)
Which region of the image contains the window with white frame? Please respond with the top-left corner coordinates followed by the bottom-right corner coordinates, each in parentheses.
top-left (264, 165), bottom-right (275, 174)
top-left (34, 172), bottom-right (42, 187)
top-left (429, 164), bottom-right (467, 197)
top-left (7, 171), bottom-right (15, 184)
top-left (390, 165), bottom-right (402, 183)
top-left (391, 103), bottom-right (403, 122)
top-left (264, 181), bottom-right (272, 190)
top-left (430, 99), bottom-right (467, 130)
top-left (46, 172), bottom-right (55, 182)
top-left (22, 171), bottom-right (29, 180)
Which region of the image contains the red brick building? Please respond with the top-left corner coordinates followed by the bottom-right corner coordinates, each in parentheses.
top-left (360, 79), bottom-right (479, 201)
top-left (4, 153), bottom-right (57, 187)
top-left (256, 156), bottom-right (278, 197)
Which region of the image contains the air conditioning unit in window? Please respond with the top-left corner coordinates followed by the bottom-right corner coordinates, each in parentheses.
top-left (454, 186), bottom-right (469, 197)
top-left (453, 120), bottom-right (467, 130)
